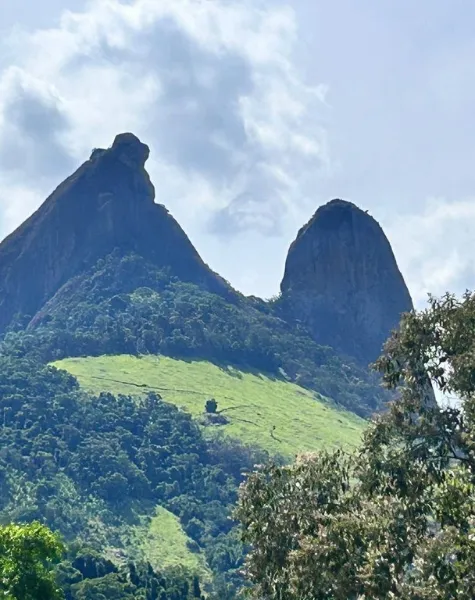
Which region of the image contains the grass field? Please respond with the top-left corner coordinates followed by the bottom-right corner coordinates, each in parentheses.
top-left (53, 355), bottom-right (366, 457)
top-left (128, 506), bottom-right (210, 579)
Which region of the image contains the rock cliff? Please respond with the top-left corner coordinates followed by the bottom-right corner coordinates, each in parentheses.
top-left (280, 199), bottom-right (413, 365)
top-left (0, 133), bottom-right (230, 333)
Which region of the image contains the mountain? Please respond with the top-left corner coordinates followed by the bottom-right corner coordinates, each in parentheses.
top-left (0, 134), bottom-right (399, 418)
top-left (280, 199), bottom-right (413, 365)
top-left (0, 132), bottom-right (230, 334)
top-left (0, 134), bottom-right (416, 599)
top-left (0, 134), bottom-right (411, 372)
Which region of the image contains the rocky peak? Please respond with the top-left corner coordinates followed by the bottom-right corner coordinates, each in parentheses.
top-left (280, 198), bottom-right (413, 365)
top-left (91, 132), bottom-right (150, 169)
top-left (0, 133), bottom-right (230, 333)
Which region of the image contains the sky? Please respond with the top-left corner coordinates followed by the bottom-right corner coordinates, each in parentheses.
top-left (1, 0), bottom-right (475, 306)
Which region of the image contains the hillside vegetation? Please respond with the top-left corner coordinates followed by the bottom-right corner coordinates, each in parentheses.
top-left (0, 251), bottom-right (380, 598)
top-left (236, 292), bottom-right (475, 598)
top-left (131, 506), bottom-right (211, 579)
top-left (8, 252), bottom-right (389, 417)
top-left (53, 355), bottom-right (365, 457)
top-left (0, 355), bottom-right (262, 597)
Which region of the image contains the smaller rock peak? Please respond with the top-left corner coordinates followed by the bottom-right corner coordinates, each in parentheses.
top-left (296, 198), bottom-right (368, 240)
top-left (326, 198), bottom-right (357, 208)
top-left (312, 198), bottom-right (368, 224)
top-left (281, 197), bottom-right (412, 365)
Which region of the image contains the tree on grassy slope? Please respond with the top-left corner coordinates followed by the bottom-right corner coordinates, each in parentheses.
top-left (0, 522), bottom-right (64, 600)
top-left (236, 291), bottom-right (475, 599)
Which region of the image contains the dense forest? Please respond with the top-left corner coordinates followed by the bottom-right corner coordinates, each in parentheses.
top-left (0, 352), bottom-right (272, 598)
top-left (7, 290), bottom-right (475, 597)
top-left (1, 521), bottom-right (208, 600)
top-left (238, 292), bottom-right (475, 599)
top-left (0, 251), bottom-right (394, 598)
top-left (5, 252), bottom-right (389, 418)
top-left (3, 253), bottom-right (473, 597)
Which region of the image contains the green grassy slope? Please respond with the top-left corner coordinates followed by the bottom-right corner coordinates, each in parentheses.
top-left (53, 355), bottom-right (366, 457)
top-left (127, 506), bottom-right (210, 579)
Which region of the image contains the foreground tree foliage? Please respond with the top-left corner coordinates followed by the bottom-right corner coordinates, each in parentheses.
top-left (0, 523), bottom-right (208, 600)
top-left (0, 522), bottom-right (64, 599)
top-left (237, 292), bottom-right (475, 599)
top-left (56, 546), bottom-right (207, 600)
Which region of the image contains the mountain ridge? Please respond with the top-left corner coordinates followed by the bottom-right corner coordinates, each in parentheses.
top-left (0, 133), bottom-right (411, 372)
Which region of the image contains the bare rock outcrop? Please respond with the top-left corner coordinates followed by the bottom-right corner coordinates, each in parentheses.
top-left (280, 199), bottom-right (413, 365)
top-left (0, 133), bottom-right (229, 333)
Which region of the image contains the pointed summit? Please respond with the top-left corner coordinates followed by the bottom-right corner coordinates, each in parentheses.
top-left (280, 198), bottom-right (413, 365)
top-left (0, 133), bottom-right (229, 333)
top-left (110, 132), bottom-right (150, 165)
top-left (90, 132), bottom-right (150, 170)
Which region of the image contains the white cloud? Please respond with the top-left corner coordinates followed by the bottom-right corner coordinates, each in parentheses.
top-left (10, 0), bottom-right (470, 307)
top-left (385, 196), bottom-right (475, 307)
top-left (0, 67), bottom-right (73, 179)
top-left (0, 0), bottom-right (329, 243)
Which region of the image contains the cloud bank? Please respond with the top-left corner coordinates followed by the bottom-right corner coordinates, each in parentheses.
top-left (386, 197), bottom-right (475, 307)
top-left (1, 0), bottom-right (474, 304)
top-left (0, 0), bottom-right (329, 241)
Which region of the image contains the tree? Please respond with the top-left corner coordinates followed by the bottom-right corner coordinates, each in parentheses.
top-left (0, 521), bottom-right (64, 600)
top-left (236, 291), bottom-right (475, 599)
top-left (205, 399), bottom-right (218, 414)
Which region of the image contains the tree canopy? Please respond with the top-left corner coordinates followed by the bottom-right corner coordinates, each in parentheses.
top-left (237, 291), bottom-right (475, 599)
top-left (3, 251), bottom-right (388, 417)
top-left (0, 522), bottom-right (64, 600)
top-left (0, 522), bottom-right (209, 600)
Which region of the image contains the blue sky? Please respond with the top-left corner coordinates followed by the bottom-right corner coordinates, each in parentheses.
top-left (1, 0), bottom-right (475, 306)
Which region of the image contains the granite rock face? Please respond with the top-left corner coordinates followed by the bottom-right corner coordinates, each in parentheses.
top-left (280, 199), bottom-right (413, 365)
top-left (0, 133), bottom-right (230, 333)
